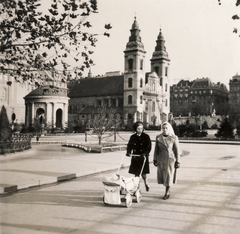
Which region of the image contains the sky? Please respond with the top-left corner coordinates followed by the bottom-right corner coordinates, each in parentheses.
top-left (85, 0), bottom-right (240, 87)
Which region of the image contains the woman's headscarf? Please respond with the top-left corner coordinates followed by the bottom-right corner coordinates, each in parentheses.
top-left (160, 121), bottom-right (175, 136)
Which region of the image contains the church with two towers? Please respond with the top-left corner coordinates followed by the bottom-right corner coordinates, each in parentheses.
top-left (68, 17), bottom-right (172, 129)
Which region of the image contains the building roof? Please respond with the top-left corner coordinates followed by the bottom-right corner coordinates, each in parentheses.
top-left (24, 85), bottom-right (68, 98)
top-left (176, 79), bottom-right (193, 87)
top-left (191, 78), bottom-right (213, 89)
top-left (68, 75), bottom-right (124, 98)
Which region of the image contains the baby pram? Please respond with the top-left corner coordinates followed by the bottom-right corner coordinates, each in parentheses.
top-left (102, 154), bottom-right (146, 208)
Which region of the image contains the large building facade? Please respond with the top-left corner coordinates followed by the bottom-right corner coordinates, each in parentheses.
top-left (229, 73), bottom-right (240, 120)
top-left (170, 77), bottom-right (229, 117)
top-left (68, 17), bottom-right (171, 129)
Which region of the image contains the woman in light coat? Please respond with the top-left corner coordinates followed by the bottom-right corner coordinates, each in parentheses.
top-left (153, 122), bottom-right (180, 199)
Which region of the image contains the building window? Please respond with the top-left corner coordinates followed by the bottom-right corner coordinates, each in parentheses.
top-left (165, 83), bottom-right (168, 92)
top-left (145, 101), bottom-right (148, 111)
top-left (165, 99), bottom-right (168, 106)
top-left (140, 95), bottom-right (143, 104)
top-left (154, 66), bottom-right (159, 76)
top-left (97, 100), bottom-right (101, 106)
top-left (128, 59), bottom-right (133, 70)
top-left (128, 78), bottom-right (133, 88)
top-left (140, 78), bottom-right (143, 88)
top-left (128, 95), bottom-right (132, 104)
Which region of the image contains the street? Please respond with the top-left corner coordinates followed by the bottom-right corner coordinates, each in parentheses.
top-left (0, 143), bottom-right (240, 234)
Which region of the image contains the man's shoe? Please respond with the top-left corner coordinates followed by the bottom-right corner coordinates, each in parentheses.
top-left (145, 185), bottom-right (149, 192)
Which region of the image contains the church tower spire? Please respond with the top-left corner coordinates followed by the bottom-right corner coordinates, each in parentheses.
top-left (123, 17), bottom-right (146, 123)
top-left (150, 29), bottom-right (170, 78)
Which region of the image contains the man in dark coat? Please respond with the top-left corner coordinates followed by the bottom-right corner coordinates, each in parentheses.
top-left (126, 121), bottom-right (152, 191)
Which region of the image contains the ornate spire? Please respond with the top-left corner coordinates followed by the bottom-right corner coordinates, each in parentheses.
top-left (152, 29), bottom-right (169, 60)
top-left (125, 17), bottom-right (145, 52)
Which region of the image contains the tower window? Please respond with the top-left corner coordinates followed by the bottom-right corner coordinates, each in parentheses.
top-left (154, 66), bottom-right (159, 76)
top-left (128, 95), bottom-right (132, 104)
top-left (128, 78), bottom-right (133, 88)
top-left (152, 102), bottom-right (155, 112)
top-left (128, 59), bottom-right (133, 70)
top-left (140, 59), bottom-right (143, 70)
top-left (160, 78), bottom-right (163, 86)
top-left (165, 67), bottom-right (168, 76)
top-left (140, 78), bottom-right (143, 88)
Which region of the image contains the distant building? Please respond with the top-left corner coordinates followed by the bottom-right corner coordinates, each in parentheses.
top-left (229, 73), bottom-right (240, 120)
top-left (170, 77), bottom-right (229, 117)
top-left (0, 72), bottom-right (34, 127)
top-left (68, 17), bottom-right (171, 129)
top-left (24, 80), bottom-right (69, 129)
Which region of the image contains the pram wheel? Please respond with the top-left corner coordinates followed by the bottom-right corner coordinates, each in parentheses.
top-left (135, 190), bottom-right (142, 203)
top-left (103, 195), bottom-right (106, 204)
top-left (125, 193), bottom-right (132, 208)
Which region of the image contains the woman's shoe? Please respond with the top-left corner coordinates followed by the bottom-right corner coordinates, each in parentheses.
top-left (145, 184), bottom-right (149, 192)
top-left (163, 194), bottom-right (170, 200)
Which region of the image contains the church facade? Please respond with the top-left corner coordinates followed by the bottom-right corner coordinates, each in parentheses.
top-left (68, 17), bottom-right (171, 129)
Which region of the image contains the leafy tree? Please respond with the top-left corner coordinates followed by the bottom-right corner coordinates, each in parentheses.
top-left (0, 105), bottom-right (12, 142)
top-left (215, 117), bottom-right (235, 138)
top-left (218, 0), bottom-right (240, 36)
top-left (87, 104), bottom-right (121, 145)
top-left (0, 0), bottom-right (111, 86)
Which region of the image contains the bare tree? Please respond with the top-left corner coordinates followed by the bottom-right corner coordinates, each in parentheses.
top-left (87, 104), bottom-right (121, 145)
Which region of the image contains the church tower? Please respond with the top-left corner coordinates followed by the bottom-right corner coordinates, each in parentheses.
top-left (150, 29), bottom-right (171, 121)
top-left (123, 17), bottom-right (146, 126)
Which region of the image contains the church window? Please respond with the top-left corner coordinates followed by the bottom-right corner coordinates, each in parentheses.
top-left (152, 82), bottom-right (156, 91)
top-left (128, 95), bottom-right (132, 104)
top-left (165, 83), bottom-right (168, 92)
top-left (140, 59), bottom-right (143, 70)
top-left (140, 95), bottom-right (143, 104)
top-left (160, 78), bottom-right (163, 86)
top-left (128, 59), bottom-right (133, 70)
top-left (140, 78), bottom-right (143, 87)
top-left (165, 67), bottom-right (168, 76)
top-left (152, 102), bottom-right (155, 112)
top-left (128, 78), bottom-right (133, 88)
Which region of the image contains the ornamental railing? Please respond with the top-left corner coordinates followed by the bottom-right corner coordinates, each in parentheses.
top-left (0, 133), bottom-right (32, 155)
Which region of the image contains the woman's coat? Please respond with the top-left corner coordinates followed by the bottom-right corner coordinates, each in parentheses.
top-left (153, 134), bottom-right (180, 186)
top-left (127, 132), bottom-right (152, 175)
